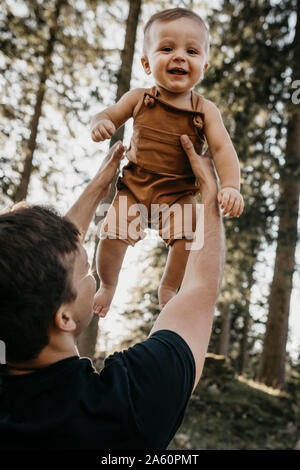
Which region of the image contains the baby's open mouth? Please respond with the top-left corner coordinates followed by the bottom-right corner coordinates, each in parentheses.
top-left (168, 68), bottom-right (188, 75)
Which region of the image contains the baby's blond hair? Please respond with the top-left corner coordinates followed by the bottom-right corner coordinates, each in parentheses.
top-left (143, 8), bottom-right (210, 56)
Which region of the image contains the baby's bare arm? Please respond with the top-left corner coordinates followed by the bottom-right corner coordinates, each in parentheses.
top-left (203, 99), bottom-right (244, 217)
top-left (91, 88), bottom-right (145, 142)
top-left (203, 99), bottom-right (240, 191)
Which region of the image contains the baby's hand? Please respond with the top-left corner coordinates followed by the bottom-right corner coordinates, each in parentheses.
top-left (91, 119), bottom-right (116, 142)
top-left (218, 187), bottom-right (244, 218)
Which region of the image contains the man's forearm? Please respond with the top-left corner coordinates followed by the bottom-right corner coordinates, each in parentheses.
top-left (65, 142), bottom-right (125, 243)
top-left (180, 184), bottom-right (225, 300)
top-left (65, 177), bottom-right (105, 243)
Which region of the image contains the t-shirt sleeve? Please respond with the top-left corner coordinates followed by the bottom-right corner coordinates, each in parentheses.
top-left (103, 329), bottom-right (195, 449)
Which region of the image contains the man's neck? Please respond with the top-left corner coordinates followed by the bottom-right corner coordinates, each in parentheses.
top-left (7, 334), bottom-right (79, 375)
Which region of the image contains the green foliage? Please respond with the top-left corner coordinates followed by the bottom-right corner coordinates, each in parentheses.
top-left (0, 0), bottom-right (121, 204)
top-left (168, 355), bottom-right (299, 450)
top-left (198, 0), bottom-right (296, 369)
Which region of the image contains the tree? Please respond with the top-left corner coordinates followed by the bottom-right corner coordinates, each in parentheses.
top-left (117, 241), bottom-right (168, 351)
top-left (196, 1), bottom-right (297, 379)
top-left (76, 0), bottom-right (143, 358)
top-left (259, 0), bottom-right (300, 388)
top-left (13, 0), bottom-right (64, 202)
top-left (0, 0), bottom-right (142, 357)
top-left (0, 0), bottom-right (110, 205)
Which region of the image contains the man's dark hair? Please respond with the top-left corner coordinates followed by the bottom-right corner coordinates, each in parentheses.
top-left (0, 205), bottom-right (80, 363)
top-left (143, 8), bottom-right (210, 55)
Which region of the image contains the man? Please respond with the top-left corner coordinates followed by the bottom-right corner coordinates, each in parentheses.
top-left (0, 135), bottom-right (226, 450)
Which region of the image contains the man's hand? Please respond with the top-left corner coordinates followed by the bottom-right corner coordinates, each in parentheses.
top-left (65, 141), bottom-right (126, 242)
top-left (96, 141), bottom-right (126, 198)
top-left (218, 187), bottom-right (244, 218)
top-left (180, 135), bottom-right (218, 197)
top-left (180, 135), bottom-right (243, 218)
top-left (92, 119), bottom-right (116, 142)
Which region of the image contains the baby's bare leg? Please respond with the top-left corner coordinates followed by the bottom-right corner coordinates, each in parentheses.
top-left (93, 238), bottom-right (129, 317)
top-left (158, 238), bottom-right (190, 310)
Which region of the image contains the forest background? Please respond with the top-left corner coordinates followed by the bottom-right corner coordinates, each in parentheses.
top-left (0, 0), bottom-right (299, 450)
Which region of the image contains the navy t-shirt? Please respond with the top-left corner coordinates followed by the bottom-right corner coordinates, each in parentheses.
top-left (0, 330), bottom-right (195, 450)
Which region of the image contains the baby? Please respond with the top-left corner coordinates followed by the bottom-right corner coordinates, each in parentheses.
top-left (91, 8), bottom-right (244, 317)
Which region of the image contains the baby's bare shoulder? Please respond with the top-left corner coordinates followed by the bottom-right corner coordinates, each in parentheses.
top-left (118, 88), bottom-right (146, 108)
top-left (123, 88), bottom-right (147, 101)
top-left (200, 98), bottom-right (223, 124)
top-left (192, 92), bottom-right (221, 118)
top-left (201, 97), bottom-right (220, 113)
top-left (115, 88), bottom-right (147, 118)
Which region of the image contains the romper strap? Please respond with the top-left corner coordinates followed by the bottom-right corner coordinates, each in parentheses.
top-left (191, 91), bottom-right (205, 139)
top-left (132, 87), bottom-right (157, 118)
top-left (144, 94), bottom-right (156, 108)
top-left (191, 90), bottom-right (205, 113)
top-left (143, 85), bottom-right (157, 108)
top-left (132, 89), bottom-right (151, 119)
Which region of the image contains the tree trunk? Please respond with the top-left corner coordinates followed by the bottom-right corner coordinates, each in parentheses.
top-left (239, 266), bottom-right (255, 376)
top-left (75, 241), bottom-right (100, 359)
top-left (14, 0), bottom-right (64, 202)
top-left (77, 0), bottom-right (142, 358)
top-left (240, 311), bottom-right (250, 375)
top-left (218, 308), bottom-right (231, 357)
top-left (259, 0), bottom-right (300, 388)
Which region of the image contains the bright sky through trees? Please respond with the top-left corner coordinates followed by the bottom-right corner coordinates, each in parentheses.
top-left (2, 0), bottom-right (298, 361)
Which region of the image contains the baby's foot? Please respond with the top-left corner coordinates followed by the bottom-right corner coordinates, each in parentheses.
top-left (158, 285), bottom-right (177, 311)
top-left (93, 284), bottom-right (116, 317)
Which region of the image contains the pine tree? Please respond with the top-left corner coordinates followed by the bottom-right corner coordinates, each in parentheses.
top-left (259, 0), bottom-right (300, 388)
top-left (13, 0), bottom-right (64, 202)
top-left (0, 0), bottom-right (110, 205)
top-left (199, 0), bottom-right (294, 375)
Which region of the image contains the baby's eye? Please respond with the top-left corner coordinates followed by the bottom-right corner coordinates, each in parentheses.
top-left (187, 49), bottom-right (198, 55)
top-left (161, 47), bottom-right (172, 52)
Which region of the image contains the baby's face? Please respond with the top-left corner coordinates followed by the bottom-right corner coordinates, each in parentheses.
top-left (141, 17), bottom-right (209, 95)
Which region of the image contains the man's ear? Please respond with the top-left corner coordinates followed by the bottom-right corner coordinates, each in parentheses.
top-left (141, 56), bottom-right (151, 75)
top-left (54, 305), bottom-right (77, 333)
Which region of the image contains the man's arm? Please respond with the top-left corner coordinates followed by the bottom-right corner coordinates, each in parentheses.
top-left (65, 142), bottom-right (126, 242)
top-left (150, 135), bottom-right (226, 390)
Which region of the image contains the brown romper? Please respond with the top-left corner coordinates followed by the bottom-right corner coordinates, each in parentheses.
top-left (100, 86), bottom-right (206, 247)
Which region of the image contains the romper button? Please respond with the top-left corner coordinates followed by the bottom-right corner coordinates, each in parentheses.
top-left (144, 95), bottom-right (156, 108)
top-left (193, 113), bottom-right (204, 129)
